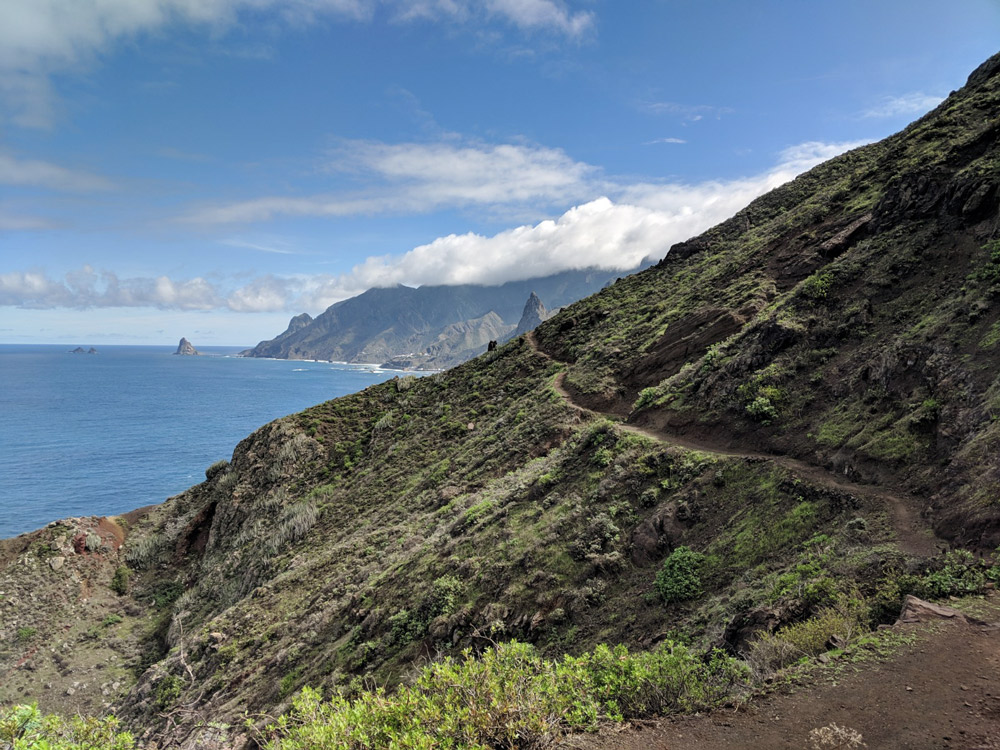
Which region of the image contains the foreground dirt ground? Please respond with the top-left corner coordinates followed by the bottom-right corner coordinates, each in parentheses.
top-left (564, 596), bottom-right (1000, 750)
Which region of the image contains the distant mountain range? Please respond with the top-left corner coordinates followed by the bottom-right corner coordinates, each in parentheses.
top-left (240, 266), bottom-right (646, 369)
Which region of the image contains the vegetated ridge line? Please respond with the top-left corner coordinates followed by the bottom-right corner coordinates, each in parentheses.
top-left (524, 331), bottom-right (941, 558)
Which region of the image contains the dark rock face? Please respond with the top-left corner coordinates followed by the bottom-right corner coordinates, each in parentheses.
top-left (174, 338), bottom-right (199, 356)
top-left (513, 292), bottom-right (548, 338)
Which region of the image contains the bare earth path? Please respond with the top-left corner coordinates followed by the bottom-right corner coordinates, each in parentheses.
top-left (525, 339), bottom-right (1000, 748)
top-left (561, 609), bottom-right (1000, 750)
top-left (525, 332), bottom-right (941, 557)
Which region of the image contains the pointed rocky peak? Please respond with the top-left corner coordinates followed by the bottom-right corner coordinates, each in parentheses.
top-left (514, 292), bottom-right (547, 337)
top-left (174, 337), bottom-right (199, 356)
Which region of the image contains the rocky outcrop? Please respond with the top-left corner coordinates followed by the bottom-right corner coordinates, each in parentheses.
top-left (513, 292), bottom-right (548, 338)
top-left (174, 338), bottom-right (199, 356)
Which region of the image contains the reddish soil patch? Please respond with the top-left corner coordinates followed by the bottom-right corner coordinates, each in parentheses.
top-left (562, 611), bottom-right (1000, 750)
top-left (97, 516), bottom-right (126, 549)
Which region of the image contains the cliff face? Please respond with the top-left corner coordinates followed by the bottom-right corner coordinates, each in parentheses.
top-left (3, 52), bottom-right (1000, 749)
top-left (240, 269), bottom-right (627, 369)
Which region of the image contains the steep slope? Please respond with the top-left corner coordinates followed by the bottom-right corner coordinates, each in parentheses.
top-left (241, 269), bottom-right (626, 368)
top-left (3, 52), bottom-right (1000, 749)
top-left (536, 52), bottom-right (1000, 549)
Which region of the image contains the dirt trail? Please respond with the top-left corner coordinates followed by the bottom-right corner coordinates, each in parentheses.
top-left (527, 332), bottom-right (941, 558)
top-left (561, 607), bottom-right (1000, 750)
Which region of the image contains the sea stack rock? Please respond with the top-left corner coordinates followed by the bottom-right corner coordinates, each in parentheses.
top-left (514, 292), bottom-right (547, 338)
top-left (174, 337), bottom-right (200, 356)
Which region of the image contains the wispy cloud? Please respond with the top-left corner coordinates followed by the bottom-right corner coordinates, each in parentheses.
top-left (484, 0), bottom-right (592, 37)
top-left (0, 0), bottom-right (592, 127)
top-left (391, 0), bottom-right (592, 36)
top-left (3, 139), bottom-right (868, 313)
top-left (641, 101), bottom-right (734, 122)
top-left (0, 152), bottom-right (114, 192)
top-left (221, 238), bottom-right (299, 255)
top-left (181, 138), bottom-right (599, 223)
top-left (862, 92), bottom-right (944, 119)
top-left (645, 137), bottom-right (686, 145)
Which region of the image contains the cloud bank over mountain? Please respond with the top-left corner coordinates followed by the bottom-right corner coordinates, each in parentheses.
top-left (1, 139), bottom-right (866, 314)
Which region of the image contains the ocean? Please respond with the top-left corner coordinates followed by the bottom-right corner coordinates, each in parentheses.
top-left (0, 345), bottom-right (405, 539)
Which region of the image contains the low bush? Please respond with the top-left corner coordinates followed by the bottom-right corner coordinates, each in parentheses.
top-left (0, 704), bottom-right (134, 750)
top-left (655, 546), bottom-right (705, 603)
top-left (917, 549), bottom-right (995, 598)
top-left (259, 640), bottom-right (747, 749)
top-left (747, 595), bottom-right (866, 675)
top-left (110, 565), bottom-right (131, 595)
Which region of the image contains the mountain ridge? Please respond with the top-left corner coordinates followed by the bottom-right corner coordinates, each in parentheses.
top-left (240, 268), bottom-right (635, 369)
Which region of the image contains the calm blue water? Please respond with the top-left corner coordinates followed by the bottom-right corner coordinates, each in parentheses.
top-left (0, 345), bottom-right (404, 539)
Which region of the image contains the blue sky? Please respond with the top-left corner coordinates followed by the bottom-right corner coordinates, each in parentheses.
top-left (1, 0), bottom-right (998, 345)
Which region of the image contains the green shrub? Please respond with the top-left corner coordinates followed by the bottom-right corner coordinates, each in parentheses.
top-left (279, 668), bottom-right (305, 700)
top-left (591, 446), bottom-right (614, 468)
top-left (16, 626), bottom-right (37, 643)
top-left (634, 387), bottom-right (660, 411)
top-left (800, 270), bottom-right (834, 301)
top-left (259, 640), bottom-right (746, 749)
top-left (429, 575), bottom-right (463, 617)
top-left (110, 566), bottom-right (131, 595)
top-left (747, 595), bottom-right (866, 675)
top-left (745, 395), bottom-right (779, 423)
top-left (918, 550), bottom-right (991, 598)
top-left (0, 704), bottom-right (134, 749)
top-left (969, 240), bottom-right (1000, 284)
top-left (155, 675), bottom-right (184, 710)
top-left (655, 546), bottom-right (705, 603)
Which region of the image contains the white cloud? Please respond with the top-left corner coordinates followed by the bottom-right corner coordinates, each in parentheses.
top-left (221, 238), bottom-right (298, 255)
top-left (862, 92), bottom-right (944, 119)
top-left (183, 138), bottom-right (598, 223)
top-left (484, 0), bottom-right (592, 36)
top-left (392, 0), bottom-right (591, 36)
top-left (2, 139), bottom-right (868, 313)
top-left (0, 0), bottom-right (592, 126)
top-left (0, 266), bottom-right (221, 310)
top-left (227, 275), bottom-right (295, 312)
top-left (0, 152), bottom-right (114, 192)
top-left (646, 137), bottom-right (686, 145)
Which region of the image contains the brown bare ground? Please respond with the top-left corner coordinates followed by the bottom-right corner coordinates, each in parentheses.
top-left (561, 597), bottom-right (1000, 750)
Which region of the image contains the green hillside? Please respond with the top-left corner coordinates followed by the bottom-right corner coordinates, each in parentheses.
top-left (2, 51), bottom-right (999, 749)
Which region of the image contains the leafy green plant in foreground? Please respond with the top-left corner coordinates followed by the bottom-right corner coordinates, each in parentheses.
top-left (259, 640), bottom-right (747, 750)
top-left (0, 703), bottom-right (134, 750)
